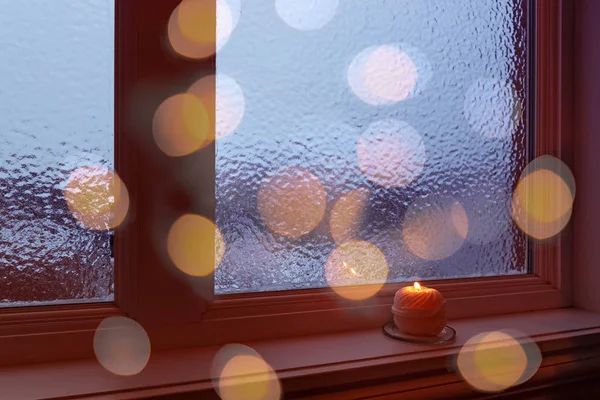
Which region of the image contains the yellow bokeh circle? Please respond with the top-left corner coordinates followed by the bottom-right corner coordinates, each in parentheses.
top-left (457, 330), bottom-right (541, 393)
top-left (257, 166), bottom-right (327, 238)
top-left (329, 188), bottom-right (370, 244)
top-left (212, 344), bottom-right (281, 400)
top-left (167, 214), bottom-right (225, 276)
top-left (64, 166), bottom-right (129, 231)
top-left (512, 155), bottom-right (575, 240)
top-left (177, 0), bottom-right (218, 45)
top-left (515, 169), bottom-right (572, 223)
top-left (152, 93), bottom-right (210, 157)
top-left (167, 0), bottom-right (235, 59)
top-left (325, 240), bottom-right (389, 301)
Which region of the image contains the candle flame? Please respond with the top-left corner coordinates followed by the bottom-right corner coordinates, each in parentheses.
top-left (414, 282), bottom-right (421, 290)
top-left (350, 267), bottom-right (358, 276)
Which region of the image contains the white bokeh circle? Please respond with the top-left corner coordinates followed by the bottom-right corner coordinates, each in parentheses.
top-left (348, 43), bottom-right (432, 105)
top-left (275, 0), bottom-right (339, 31)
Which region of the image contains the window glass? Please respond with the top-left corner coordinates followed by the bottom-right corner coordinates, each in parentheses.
top-left (214, 0), bottom-right (529, 295)
top-left (0, 0), bottom-right (115, 306)
top-left (212, 0), bottom-right (530, 295)
top-left (216, 0), bottom-right (528, 293)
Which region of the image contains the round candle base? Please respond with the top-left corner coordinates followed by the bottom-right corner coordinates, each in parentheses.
top-left (382, 321), bottom-right (456, 344)
top-left (391, 305), bottom-right (447, 337)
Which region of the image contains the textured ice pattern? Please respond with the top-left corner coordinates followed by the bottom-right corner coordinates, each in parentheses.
top-left (0, 0), bottom-right (114, 305)
top-left (215, 0), bottom-right (529, 294)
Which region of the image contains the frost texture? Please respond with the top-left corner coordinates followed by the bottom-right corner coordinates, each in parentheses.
top-left (0, 0), bottom-right (114, 305)
top-left (214, 0), bottom-right (529, 294)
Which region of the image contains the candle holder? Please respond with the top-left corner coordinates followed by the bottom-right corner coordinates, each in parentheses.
top-left (382, 320), bottom-right (456, 344)
top-left (385, 282), bottom-right (456, 344)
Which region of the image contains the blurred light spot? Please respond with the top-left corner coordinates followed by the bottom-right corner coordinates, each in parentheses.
top-left (330, 188), bottom-right (370, 244)
top-left (457, 330), bottom-right (541, 393)
top-left (357, 119), bottom-right (426, 188)
top-left (94, 316), bottom-right (150, 376)
top-left (450, 201), bottom-right (469, 239)
top-left (459, 191), bottom-right (511, 245)
top-left (348, 44), bottom-right (431, 105)
top-left (275, 0), bottom-right (339, 31)
top-left (325, 240), bottom-right (389, 301)
top-left (464, 78), bottom-right (523, 139)
top-left (212, 344), bottom-right (281, 400)
top-left (64, 166), bottom-right (129, 231)
top-left (167, 214), bottom-right (225, 276)
top-left (188, 74), bottom-right (246, 139)
top-left (516, 170), bottom-right (572, 222)
top-left (257, 166), bottom-right (327, 238)
top-left (512, 155), bottom-right (575, 240)
top-left (177, 0), bottom-right (217, 44)
top-left (225, 0), bottom-right (242, 30)
top-left (364, 46), bottom-right (417, 102)
top-left (403, 196), bottom-right (468, 260)
top-left (168, 0), bottom-right (235, 59)
top-left (513, 200), bottom-right (573, 241)
top-left (153, 93), bottom-right (210, 156)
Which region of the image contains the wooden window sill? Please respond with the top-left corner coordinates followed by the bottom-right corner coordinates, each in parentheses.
top-left (2, 308), bottom-right (600, 400)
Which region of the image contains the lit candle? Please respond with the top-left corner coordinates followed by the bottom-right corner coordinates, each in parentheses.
top-left (392, 282), bottom-right (447, 336)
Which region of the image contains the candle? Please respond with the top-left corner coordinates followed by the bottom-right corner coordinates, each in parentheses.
top-left (392, 282), bottom-right (447, 336)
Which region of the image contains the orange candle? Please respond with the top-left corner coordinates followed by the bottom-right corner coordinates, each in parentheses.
top-left (392, 282), bottom-right (447, 336)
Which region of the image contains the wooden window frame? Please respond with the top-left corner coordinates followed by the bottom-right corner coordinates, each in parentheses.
top-left (0, 0), bottom-right (574, 368)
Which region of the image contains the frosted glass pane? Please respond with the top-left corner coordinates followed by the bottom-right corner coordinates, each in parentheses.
top-left (0, 0), bottom-right (114, 306)
top-left (215, 0), bottom-right (528, 294)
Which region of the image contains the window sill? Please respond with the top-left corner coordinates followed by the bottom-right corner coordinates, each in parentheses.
top-left (2, 308), bottom-right (600, 400)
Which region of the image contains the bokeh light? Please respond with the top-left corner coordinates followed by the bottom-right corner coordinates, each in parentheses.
top-left (330, 188), bottom-right (370, 244)
top-left (403, 196), bottom-right (468, 260)
top-left (188, 74), bottom-right (246, 140)
top-left (325, 240), bottom-right (389, 301)
top-left (348, 44), bottom-right (431, 105)
top-left (225, 0), bottom-right (242, 30)
top-left (357, 119), bottom-right (426, 188)
top-left (152, 93), bottom-right (210, 156)
top-left (364, 46), bottom-right (417, 102)
top-left (464, 78), bottom-right (523, 140)
top-left (167, 214), bottom-right (225, 276)
top-left (512, 155), bottom-right (575, 240)
top-left (513, 200), bottom-right (573, 241)
top-left (64, 166), bottom-right (129, 231)
top-left (275, 0), bottom-right (339, 31)
top-left (212, 344), bottom-right (281, 400)
top-left (94, 316), bottom-right (150, 376)
top-left (168, 0), bottom-right (237, 59)
top-left (517, 170), bottom-right (572, 222)
top-left (257, 166), bottom-right (327, 238)
top-left (457, 330), bottom-right (542, 393)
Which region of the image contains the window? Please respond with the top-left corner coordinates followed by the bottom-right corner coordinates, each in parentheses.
top-left (0, 0), bottom-right (115, 306)
top-left (0, 0), bottom-right (574, 372)
top-left (213, 0), bottom-right (530, 295)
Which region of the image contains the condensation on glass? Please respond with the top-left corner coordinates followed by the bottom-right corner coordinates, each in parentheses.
top-left (0, 0), bottom-right (114, 305)
top-left (215, 0), bottom-right (529, 294)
